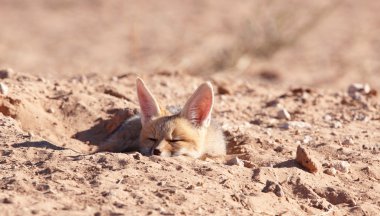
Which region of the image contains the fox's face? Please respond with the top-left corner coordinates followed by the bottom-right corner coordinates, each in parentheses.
top-left (136, 78), bottom-right (214, 158)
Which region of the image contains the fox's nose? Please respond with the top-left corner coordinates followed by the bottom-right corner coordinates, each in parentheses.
top-left (153, 149), bottom-right (161, 155)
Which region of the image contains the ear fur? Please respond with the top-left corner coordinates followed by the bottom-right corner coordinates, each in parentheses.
top-left (136, 78), bottom-right (161, 125)
top-left (181, 82), bottom-right (214, 127)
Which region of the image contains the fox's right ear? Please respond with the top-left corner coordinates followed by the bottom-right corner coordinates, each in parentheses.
top-left (136, 78), bottom-right (161, 125)
top-left (181, 82), bottom-right (214, 127)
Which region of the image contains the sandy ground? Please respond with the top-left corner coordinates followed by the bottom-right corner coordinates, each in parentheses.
top-left (0, 0), bottom-right (380, 215)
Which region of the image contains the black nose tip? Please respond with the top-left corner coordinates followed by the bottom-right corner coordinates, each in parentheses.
top-left (153, 149), bottom-right (161, 155)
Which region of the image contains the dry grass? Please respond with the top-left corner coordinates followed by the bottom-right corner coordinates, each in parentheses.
top-left (204, 1), bottom-right (341, 73)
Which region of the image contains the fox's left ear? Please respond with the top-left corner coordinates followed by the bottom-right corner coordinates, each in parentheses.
top-left (181, 82), bottom-right (214, 127)
top-left (136, 78), bottom-right (161, 125)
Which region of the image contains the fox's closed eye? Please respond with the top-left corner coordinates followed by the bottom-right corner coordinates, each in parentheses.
top-left (148, 138), bottom-right (157, 142)
top-left (169, 138), bottom-right (184, 142)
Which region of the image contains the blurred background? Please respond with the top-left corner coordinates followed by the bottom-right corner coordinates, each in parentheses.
top-left (0, 0), bottom-right (379, 89)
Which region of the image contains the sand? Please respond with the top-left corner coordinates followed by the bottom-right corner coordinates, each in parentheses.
top-left (0, 0), bottom-right (379, 215)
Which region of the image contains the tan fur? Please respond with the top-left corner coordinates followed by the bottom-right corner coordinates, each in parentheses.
top-left (137, 78), bottom-right (226, 158)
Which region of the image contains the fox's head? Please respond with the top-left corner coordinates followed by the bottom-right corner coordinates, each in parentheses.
top-left (136, 78), bottom-right (214, 158)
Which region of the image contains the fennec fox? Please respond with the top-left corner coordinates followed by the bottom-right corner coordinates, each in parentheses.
top-left (96, 78), bottom-right (226, 158)
top-left (136, 78), bottom-right (226, 158)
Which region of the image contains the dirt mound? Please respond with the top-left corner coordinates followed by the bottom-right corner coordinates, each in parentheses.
top-left (0, 72), bottom-right (379, 215)
top-left (1, 0), bottom-right (380, 215)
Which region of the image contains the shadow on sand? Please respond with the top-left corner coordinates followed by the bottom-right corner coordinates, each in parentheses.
top-left (73, 108), bottom-right (141, 153)
top-left (12, 140), bottom-right (66, 151)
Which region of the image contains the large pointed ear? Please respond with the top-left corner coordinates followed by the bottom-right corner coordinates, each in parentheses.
top-left (181, 82), bottom-right (214, 127)
top-left (136, 78), bottom-right (161, 125)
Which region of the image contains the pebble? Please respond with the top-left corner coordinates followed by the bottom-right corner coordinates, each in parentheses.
top-left (0, 68), bottom-right (13, 79)
top-left (47, 108), bottom-right (55, 114)
top-left (323, 114), bottom-right (333, 122)
top-left (0, 83), bottom-right (9, 95)
top-left (324, 167), bottom-right (337, 176)
top-left (277, 108), bottom-right (291, 120)
top-left (332, 161), bottom-right (350, 173)
top-left (261, 180), bottom-right (284, 197)
top-left (348, 83), bottom-right (371, 99)
top-left (217, 85), bottom-right (231, 95)
top-left (133, 153), bottom-right (141, 160)
top-left (226, 156), bottom-right (244, 167)
top-left (2, 197), bottom-right (13, 204)
top-left (303, 136), bottom-right (313, 144)
top-left (331, 121), bottom-right (342, 129)
top-left (342, 138), bottom-right (354, 146)
top-left (295, 145), bottom-right (319, 173)
top-left (280, 121), bottom-right (312, 130)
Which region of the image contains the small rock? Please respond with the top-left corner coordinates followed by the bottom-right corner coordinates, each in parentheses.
top-left (217, 85), bottom-right (231, 95)
top-left (265, 99), bottom-right (280, 107)
top-left (37, 77), bottom-right (46, 83)
top-left (332, 161), bottom-right (350, 173)
top-left (47, 108), bottom-right (55, 113)
top-left (331, 121), bottom-right (342, 129)
top-left (323, 114), bottom-right (333, 122)
top-left (342, 138), bottom-right (354, 146)
top-left (204, 157), bottom-right (216, 163)
top-left (303, 135), bottom-right (313, 144)
top-left (35, 184), bottom-right (50, 191)
top-left (277, 108), bottom-right (291, 120)
top-left (274, 145), bottom-right (284, 152)
top-left (353, 112), bottom-right (368, 121)
top-left (0, 68), bottom-right (13, 79)
top-left (226, 156), bottom-right (244, 167)
top-left (324, 167), bottom-right (337, 176)
top-left (295, 145), bottom-right (319, 173)
top-left (280, 121), bottom-right (311, 130)
top-left (250, 119), bottom-right (262, 125)
top-left (310, 199), bottom-right (333, 211)
top-left (0, 83), bottom-right (9, 95)
top-left (133, 153), bottom-right (141, 160)
top-left (2, 197), bottom-right (13, 204)
top-left (262, 180), bottom-right (284, 197)
top-left (348, 83), bottom-right (371, 99)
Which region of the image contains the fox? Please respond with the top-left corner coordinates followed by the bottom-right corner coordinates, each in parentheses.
top-left (96, 78), bottom-right (226, 158)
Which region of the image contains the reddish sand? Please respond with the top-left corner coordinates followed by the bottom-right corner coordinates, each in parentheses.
top-left (0, 1), bottom-right (379, 215)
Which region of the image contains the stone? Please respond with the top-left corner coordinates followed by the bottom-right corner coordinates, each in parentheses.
top-left (47, 108), bottom-right (55, 113)
top-left (332, 161), bottom-right (350, 173)
top-left (331, 121), bottom-right (342, 129)
top-left (0, 68), bottom-right (13, 79)
top-left (280, 121), bottom-right (312, 130)
top-left (342, 138), bottom-right (354, 146)
top-left (323, 114), bottom-right (332, 122)
top-left (262, 180), bottom-right (284, 197)
top-left (0, 83), bottom-right (9, 95)
top-left (217, 85), bottom-right (231, 95)
top-left (324, 167), bottom-right (337, 176)
top-left (277, 108), bottom-right (291, 120)
top-left (348, 83), bottom-right (371, 99)
top-left (303, 135), bottom-right (313, 144)
top-left (226, 156), bottom-right (244, 167)
top-left (295, 145), bottom-right (319, 173)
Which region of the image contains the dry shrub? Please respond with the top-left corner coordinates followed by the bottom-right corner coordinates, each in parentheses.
top-left (192, 0), bottom-right (341, 74)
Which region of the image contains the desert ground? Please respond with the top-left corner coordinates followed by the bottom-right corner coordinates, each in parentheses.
top-left (0, 0), bottom-right (379, 215)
